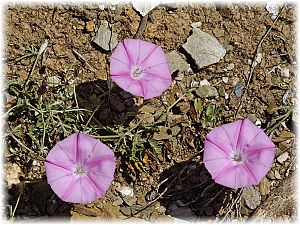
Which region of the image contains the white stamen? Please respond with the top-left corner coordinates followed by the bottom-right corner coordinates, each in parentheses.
top-left (74, 165), bottom-right (86, 176)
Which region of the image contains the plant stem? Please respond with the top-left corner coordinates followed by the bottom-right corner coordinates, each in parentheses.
top-left (23, 52), bottom-right (40, 89)
top-left (84, 104), bottom-right (101, 132)
top-left (11, 192), bottom-right (22, 220)
top-left (9, 133), bottom-right (32, 153)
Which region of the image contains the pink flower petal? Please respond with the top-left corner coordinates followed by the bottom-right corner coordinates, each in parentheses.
top-left (85, 159), bottom-right (116, 196)
top-left (45, 142), bottom-right (75, 170)
top-left (44, 161), bottom-right (73, 183)
top-left (45, 133), bottom-right (116, 204)
top-left (76, 133), bottom-right (99, 164)
top-left (237, 119), bottom-right (274, 151)
top-left (46, 173), bottom-right (77, 202)
top-left (60, 175), bottom-right (103, 204)
top-left (205, 121), bottom-right (241, 157)
top-left (123, 38), bottom-right (158, 66)
top-left (110, 39), bottom-right (172, 99)
top-left (126, 79), bottom-right (145, 97)
top-left (83, 141), bottom-right (116, 166)
top-left (141, 77), bottom-right (171, 99)
top-left (54, 133), bottom-right (78, 163)
top-left (203, 119), bottom-right (276, 189)
top-left (214, 165), bottom-right (255, 189)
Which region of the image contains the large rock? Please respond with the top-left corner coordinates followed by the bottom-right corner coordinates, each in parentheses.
top-left (93, 25), bottom-right (118, 51)
top-left (242, 186), bottom-right (261, 210)
top-left (251, 174), bottom-right (296, 222)
top-left (166, 51), bottom-right (189, 74)
top-left (182, 28), bottom-right (226, 69)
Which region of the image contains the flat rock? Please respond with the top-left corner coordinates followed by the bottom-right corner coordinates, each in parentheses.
top-left (166, 50), bottom-right (189, 74)
top-left (5, 162), bottom-right (24, 188)
top-left (242, 186), bottom-right (261, 210)
top-left (182, 28), bottom-right (226, 69)
top-left (258, 177), bottom-right (271, 196)
top-left (167, 201), bottom-right (197, 221)
top-left (195, 85), bottom-right (218, 98)
top-left (93, 25), bottom-right (118, 51)
top-left (120, 206), bottom-right (132, 216)
top-left (112, 196), bottom-right (123, 206)
top-left (123, 195), bottom-right (137, 206)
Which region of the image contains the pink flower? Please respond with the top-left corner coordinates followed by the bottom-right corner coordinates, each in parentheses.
top-left (45, 133), bottom-right (116, 204)
top-left (203, 119), bottom-right (276, 189)
top-left (110, 39), bottom-right (172, 99)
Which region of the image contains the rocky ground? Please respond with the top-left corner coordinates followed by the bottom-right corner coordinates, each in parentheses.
top-left (3, 2), bottom-right (296, 223)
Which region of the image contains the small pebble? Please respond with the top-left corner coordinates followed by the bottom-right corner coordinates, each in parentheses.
top-left (277, 152), bottom-right (290, 164)
top-left (116, 185), bottom-right (134, 197)
top-left (258, 177), bottom-right (270, 196)
top-left (199, 79), bottom-right (210, 86)
top-left (281, 67), bottom-right (290, 78)
top-left (226, 63), bottom-right (235, 71)
top-left (123, 195), bottom-right (137, 207)
top-left (112, 196), bottom-right (123, 206)
top-left (195, 85), bottom-right (219, 98)
top-left (191, 21), bottom-right (202, 28)
top-left (145, 190), bottom-right (157, 201)
top-left (222, 76), bottom-right (229, 83)
top-left (85, 21), bottom-right (95, 32)
top-left (267, 170), bottom-right (276, 180)
top-left (274, 170), bottom-right (282, 179)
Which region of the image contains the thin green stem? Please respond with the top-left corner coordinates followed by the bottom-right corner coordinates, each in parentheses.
top-left (39, 100), bottom-right (46, 152)
top-left (24, 53), bottom-right (40, 88)
top-left (9, 133), bottom-right (32, 153)
top-left (84, 104), bottom-right (101, 132)
top-left (14, 52), bottom-right (36, 62)
top-left (89, 134), bottom-right (121, 139)
top-left (11, 192), bottom-right (22, 220)
top-left (6, 103), bottom-right (23, 116)
top-left (266, 109), bottom-right (293, 135)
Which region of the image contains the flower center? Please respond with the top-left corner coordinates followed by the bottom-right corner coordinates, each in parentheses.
top-left (132, 68), bottom-right (143, 78)
top-left (73, 165), bottom-right (86, 176)
top-left (232, 152), bottom-right (243, 163)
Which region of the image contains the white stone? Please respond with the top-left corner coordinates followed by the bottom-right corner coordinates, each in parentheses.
top-left (222, 76), bottom-right (229, 83)
top-left (277, 152), bottom-right (290, 164)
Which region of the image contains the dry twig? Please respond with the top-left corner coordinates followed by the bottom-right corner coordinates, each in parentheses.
top-left (234, 4), bottom-right (287, 118)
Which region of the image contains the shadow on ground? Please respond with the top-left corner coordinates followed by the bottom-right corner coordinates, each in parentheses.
top-left (5, 178), bottom-right (72, 220)
top-left (75, 79), bottom-right (139, 127)
top-left (158, 158), bottom-right (232, 221)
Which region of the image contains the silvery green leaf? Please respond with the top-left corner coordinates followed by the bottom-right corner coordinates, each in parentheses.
top-left (38, 39), bottom-right (48, 56)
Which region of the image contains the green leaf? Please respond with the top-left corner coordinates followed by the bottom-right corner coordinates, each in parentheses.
top-left (206, 104), bottom-right (215, 118)
top-left (149, 138), bottom-right (161, 154)
top-left (194, 98), bottom-right (203, 115)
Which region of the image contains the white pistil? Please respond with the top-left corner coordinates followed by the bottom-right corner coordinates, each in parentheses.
top-left (74, 165), bottom-right (86, 176)
top-left (132, 68), bottom-right (143, 78)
